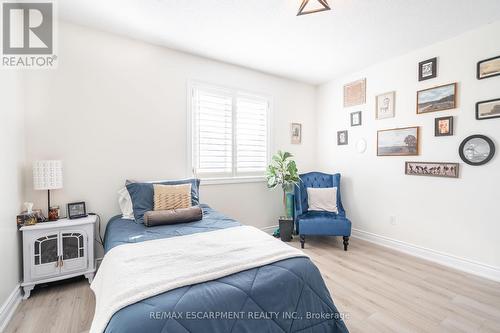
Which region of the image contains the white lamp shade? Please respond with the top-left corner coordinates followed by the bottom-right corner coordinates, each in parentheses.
top-left (33, 160), bottom-right (63, 190)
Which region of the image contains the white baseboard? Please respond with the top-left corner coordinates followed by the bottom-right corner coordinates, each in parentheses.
top-left (352, 228), bottom-right (500, 282)
top-left (0, 285), bottom-right (22, 332)
top-left (261, 225), bottom-right (278, 235)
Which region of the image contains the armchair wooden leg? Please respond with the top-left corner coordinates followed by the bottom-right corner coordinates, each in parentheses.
top-left (343, 236), bottom-right (349, 251)
top-left (300, 235), bottom-right (305, 249)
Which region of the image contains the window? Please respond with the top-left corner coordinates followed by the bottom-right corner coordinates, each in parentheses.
top-left (190, 83), bottom-right (270, 181)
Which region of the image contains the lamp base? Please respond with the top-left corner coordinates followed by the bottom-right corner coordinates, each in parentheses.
top-left (47, 190), bottom-right (59, 221)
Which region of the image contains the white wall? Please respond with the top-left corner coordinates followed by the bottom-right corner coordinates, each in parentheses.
top-left (317, 21), bottom-right (500, 269)
top-left (0, 71), bottom-right (24, 305)
top-left (23, 22), bottom-right (317, 246)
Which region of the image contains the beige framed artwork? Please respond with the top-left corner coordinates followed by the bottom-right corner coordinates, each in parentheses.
top-left (291, 123), bottom-right (302, 144)
top-left (376, 91), bottom-right (396, 119)
top-left (343, 79), bottom-right (366, 107)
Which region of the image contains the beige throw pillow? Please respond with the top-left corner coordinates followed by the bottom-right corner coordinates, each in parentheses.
top-left (153, 184), bottom-right (192, 211)
top-left (307, 187), bottom-right (338, 213)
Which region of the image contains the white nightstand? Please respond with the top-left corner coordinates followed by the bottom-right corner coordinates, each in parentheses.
top-left (20, 215), bottom-right (97, 299)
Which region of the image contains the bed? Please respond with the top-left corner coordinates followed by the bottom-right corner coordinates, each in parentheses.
top-left (99, 204), bottom-right (349, 333)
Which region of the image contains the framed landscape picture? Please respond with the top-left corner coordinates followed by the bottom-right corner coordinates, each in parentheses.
top-left (477, 55), bottom-right (500, 80)
top-left (418, 57), bottom-right (437, 81)
top-left (435, 116), bottom-right (453, 136)
top-left (337, 130), bottom-right (348, 145)
top-left (417, 83), bottom-right (457, 114)
top-left (405, 162), bottom-right (459, 178)
top-left (350, 111), bottom-right (362, 126)
top-left (375, 91), bottom-right (395, 119)
top-left (476, 98), bottom-right (500, 120)
top-left (377, 127), bottom-right (419, 156)
top-left (343, 79), bottom-right (366, 107)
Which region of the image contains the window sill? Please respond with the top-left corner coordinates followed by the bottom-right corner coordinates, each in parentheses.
top-left (200, 176), bottom-right (266, 186)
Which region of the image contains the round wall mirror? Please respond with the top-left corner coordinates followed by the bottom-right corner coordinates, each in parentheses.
top-left (459, 135), bottom-right (495, 166)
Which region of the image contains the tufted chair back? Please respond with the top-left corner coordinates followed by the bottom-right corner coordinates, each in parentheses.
top-left (294, 172), bottom-right (345, 219)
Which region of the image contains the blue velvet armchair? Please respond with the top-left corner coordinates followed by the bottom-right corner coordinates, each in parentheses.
top-left (294, 172), bottom-right (352, 250)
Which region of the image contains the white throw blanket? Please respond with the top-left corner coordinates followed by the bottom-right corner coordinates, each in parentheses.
top-left (89, 226), bottom-right (307, 333)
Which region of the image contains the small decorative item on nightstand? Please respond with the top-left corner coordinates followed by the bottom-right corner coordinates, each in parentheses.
top-left (20, 215), bottom-right (97, 299)
top-left (17, 202), bottom-right (37, 227)
top-left (48, 206), bottom-right (60, 221)
top-left (68, 202), bottom-right (88, 219)
top-left (17, 213), bottom-right (37, 227)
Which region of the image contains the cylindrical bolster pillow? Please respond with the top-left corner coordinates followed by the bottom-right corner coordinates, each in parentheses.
top-left (143, 206), bottom-right (203, 227)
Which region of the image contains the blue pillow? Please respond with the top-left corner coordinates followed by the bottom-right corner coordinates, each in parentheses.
top-left (126, 178), bottom-right (200, 224)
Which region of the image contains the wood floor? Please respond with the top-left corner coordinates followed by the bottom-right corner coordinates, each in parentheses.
top-left (5, 237), bottom-right (500, 333)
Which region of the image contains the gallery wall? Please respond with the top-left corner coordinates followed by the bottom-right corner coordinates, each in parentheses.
top-left (0, 72), bottom-right (24, 310)
top-left (316, 21), bottom-right (500, 271)
top-left (22, 22), bottom-right (318, 251)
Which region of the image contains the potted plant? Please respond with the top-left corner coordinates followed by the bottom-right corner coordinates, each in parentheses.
top-left (266, 151), bottom-right (299, 242)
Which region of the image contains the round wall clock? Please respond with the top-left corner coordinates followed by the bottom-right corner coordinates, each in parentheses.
top-left (459, 135), bottom-right (495, 166)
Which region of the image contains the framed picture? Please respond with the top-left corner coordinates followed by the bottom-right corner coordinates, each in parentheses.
top-left (350, 111), bottom-right (362, 126)
top-left (405, 162), bottom-right (459, 178)
top-left (476, 98), bottom-right (500, 120)
top-left (417, 83), bottom-right (457, 114)
top-left (375, 91), bottom-right (395, 119)
top-left (459, 135), bottom-right (495, 166)
top-left (418, 57), bottom-right (437, 81)
top-left (343, 79), bottom-right (366, 107)
top-left (337, 130), bottom-right (348, 145)
top-left (67, 202), bottom-right (88, 219)
top-left (291, 123), bottom-right (302, 144)
top-left (377, 126), bottom-right (419, 156)
top-left (477, 55), bottom-right (500, 80)
top-left (435, 116), bottom-right (454, 136)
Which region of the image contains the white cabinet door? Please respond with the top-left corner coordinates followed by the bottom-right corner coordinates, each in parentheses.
top-left (32, 233), bottom-right (60, 279)
top-left (60, 230), bottom-right (88, 274)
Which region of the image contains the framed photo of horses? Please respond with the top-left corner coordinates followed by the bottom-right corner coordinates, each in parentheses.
top-left (405, 162), bottom-right (459, 178)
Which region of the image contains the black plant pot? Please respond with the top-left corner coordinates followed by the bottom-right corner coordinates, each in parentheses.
top-left (279, 218), bottom-right (293, 242)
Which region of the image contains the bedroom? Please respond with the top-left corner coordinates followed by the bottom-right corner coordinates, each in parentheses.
top-left (1, 0), bottom-right (500, 332)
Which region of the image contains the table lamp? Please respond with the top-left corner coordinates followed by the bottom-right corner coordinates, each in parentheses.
top-left (33, 160), bottom-right (63, 219)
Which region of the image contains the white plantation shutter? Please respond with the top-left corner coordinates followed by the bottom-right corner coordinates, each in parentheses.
top-left (192, 87), bottom-right (233, 176)
top-left (236, 95), bottom-right (268, 174)
top-left (191, 84), bottom-right (270, 179)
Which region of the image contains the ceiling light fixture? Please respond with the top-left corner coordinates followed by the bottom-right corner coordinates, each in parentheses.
top-left (297, 0), bottom-right (331, 16)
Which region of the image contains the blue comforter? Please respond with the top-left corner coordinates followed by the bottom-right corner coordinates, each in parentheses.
top-left (103, 205), bottom-right (349, 332)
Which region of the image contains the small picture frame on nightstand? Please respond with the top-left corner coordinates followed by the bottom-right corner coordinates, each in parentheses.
top-left (67, 202), bottom-right (88, 219)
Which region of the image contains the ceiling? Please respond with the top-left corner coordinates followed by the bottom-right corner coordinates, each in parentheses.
top-left (59, 0), bottom-right (500, 85)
